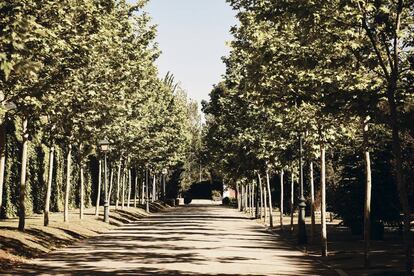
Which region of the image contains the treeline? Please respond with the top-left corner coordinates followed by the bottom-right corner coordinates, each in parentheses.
top-left (203, 0), bottom-right (413, 274)
top-left (0, 1), bottom-right (196, 231)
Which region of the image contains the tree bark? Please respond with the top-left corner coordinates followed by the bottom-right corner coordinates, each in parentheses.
top-left (251, 181), bottom-right (254, 217)
top-left (115, 158), bottom-right (121, 209)
top-left (266, 170), bottom-right (274, 228)
top-left (18, 119), bottom-right (29, 231)
top-left (280, 170), bottom-right (284, 230)
top-left (236, 182), bottom-right (241, 211)
top-left (64, 144), bottom-right (72, 223)
top-left (127, 169), bottom-right (132, 208)
top-left (95, 159), bottom-right (102, 216)
top-left (0, 123), bottom-right (6, 212)
top-left (258, 174), bottom-right (264, 219)
top-left (141, 178), bottom-right (145, 205)
top-left (108, 169), bottom-right (114, 206)
top-left (152, 174), bottom-right (156, 202)
top-left (321, 144), bottom-right (328, 257)
top-left (255, 180), bottom-right (260, 218)
top-left (263, 183), bottom-right (268, 226)
top-left (134, 174), bottom-right (138, 208)
top-left (290, 170), bottom-right (294, 233)
top-left (387, 84), bottom-right (412, 274)
top-left (79, 162), bottom-right (84, 220)
top-left (363, 117), bottom-right (372, 267)
top-left (121, 167), bottom-right (126, 209)
top-left (44, 146), bottom-right (55, 226)
top-left (145, 169), bottom-right (149, 213)
top-left (310, 161), bottom-right (316, 243)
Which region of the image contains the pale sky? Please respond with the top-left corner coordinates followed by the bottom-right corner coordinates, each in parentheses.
top-left (144, 0), bottom-right (237, 105)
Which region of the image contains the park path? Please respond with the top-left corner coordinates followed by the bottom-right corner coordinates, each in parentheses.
top-left (9, 203), bottom-right (335, 275)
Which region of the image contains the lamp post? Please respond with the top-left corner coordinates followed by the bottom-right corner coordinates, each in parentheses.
top-left (99, 139), bottom-right (110, 223)
top-left (298, 134), bottom-right (307, 245)
top-left (162, 168), bottom-right (167, 201)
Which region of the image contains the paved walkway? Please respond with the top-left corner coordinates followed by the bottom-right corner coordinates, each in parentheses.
top-left (10, 204), bottom-right (335, 275)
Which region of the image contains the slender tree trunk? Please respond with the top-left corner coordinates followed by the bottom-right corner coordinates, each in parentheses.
top-left (255, 180), bottom-right (260, 218)
top-left (236, 182), bottom-right (241, 211)
top-left (240, 184), bottom-right (244, 211)
top-left (134, 174), bottom-right (138, 208)
top-left (115, 158), bottom-right (121, 209)
top-left (264, 184), bottom-right (268, 226)
top-left (251, 181), bottom-right (254, 217)
top-left (64, 144), bottom-right (72, 223)
top-left (121, 168), bottom-right (126, 209)
top-left (80, 162), bottom-right (84, 219)
top-left (0, 123), bottom-right (6, 212)
top-left (95, 159), bottom-right (102, 216)
top-left (290, 170), bottom-right (294, 233)
top-left (363, 117), bottom-right (372, 267)
top-left (266, 170), bottom-right (273, 228)
top-left (387, 89), bottom-right (412, 274)
top-left (18, 119), bottom-right (29, 231)
top-left (145, 169), bottom-right (149, 213)
top-left (108, 169), bottom-right (114, 207)
top-left (44, 146), bottom-right (55, 226)
top-left (258, 174), bottom-right (264, 219)
top-left (310, 162), bottom-right (315, 243)
top-left (152, 174), bottom-right (156, 202)
top-left (127, 169), bottom-right (132, 208)
top-left (321, 144), bottom-right (328, 257)
top-left (280, 169), bottom-right (284, 230)
top-left (141, 179), bottom-right (145, 205)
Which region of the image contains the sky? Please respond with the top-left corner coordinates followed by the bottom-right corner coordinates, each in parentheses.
top-left (144, 0), bottom-right (237, 106)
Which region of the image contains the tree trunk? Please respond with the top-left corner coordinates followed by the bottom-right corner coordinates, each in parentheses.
top-left (79, 162), bottom-right (84, 219)
top-left (115, 158), bottom-right (121, 209)
top-left (363, 117), bottom-right (372, 267)
top-left (236, 182), bottom-right (241, 211)
top-left (152, 174), bottom-right (156, 202)
top-left (0, 123), bottom-right (6, 212)
top-left (108, 169), bottom-right (114, 206)
top-left (251, 181), bottom-right (254, 216)
top-left (121, 168), bottom-right (126, 209)
top-left (266, 170), bottom-right (274, 228)
top-left (290, 170), bottom-right (294, 233)
top-left (95, 159), bottom-right (102, 216)
top-left (44, 146), bottom-right (55, 226)
top-left (127, 169), bottom-right (132, 208)
top-left (387, 85), bottom-right (412, 274)
top-left (141, 179), bottom-right (145, 205)
top-left (145, 169), bottom-right (149, 213)
top-left (64, 144), bottom-right (72, 223)
top-left (258, 174), bottom-right (264, 219)
top-left (134, 174), bottom-right (138, 208)
top-left (264, 183), bottom-right (268, 226)
top-left (310, 162), bottom-right (315, 243)
top-left (240, 184), bottom-right (244, 211)
top-left (280, 169), bottom-right (284, 230)
top-left (255, 180), bottom-right (260, 218)
top-left (321, 144), bottom-right (328, 257)
top-left (18, 119), bottom-right (29, 231)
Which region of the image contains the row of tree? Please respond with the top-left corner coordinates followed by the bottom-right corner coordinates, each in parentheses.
top-left (203, 0), bottom-right (413, 274)
top-left (0, 1), bottom-right (197, 232)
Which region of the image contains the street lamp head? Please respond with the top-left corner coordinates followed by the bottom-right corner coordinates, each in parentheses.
top-left (98, 139), bottom-right (110, 152)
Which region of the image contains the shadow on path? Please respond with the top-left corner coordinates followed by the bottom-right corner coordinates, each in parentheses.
top-left (7, 205), bottom-right (336, 276)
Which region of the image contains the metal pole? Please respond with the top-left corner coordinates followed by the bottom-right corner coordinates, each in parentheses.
top-left (298, 134), bottom-right (307, 244)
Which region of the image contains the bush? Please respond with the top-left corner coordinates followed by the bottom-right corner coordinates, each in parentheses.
top-left (211, 190), bottom-right (221, 201)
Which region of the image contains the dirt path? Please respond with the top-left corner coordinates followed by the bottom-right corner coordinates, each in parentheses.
top-left (7, 204), bottom-right (336, 275)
